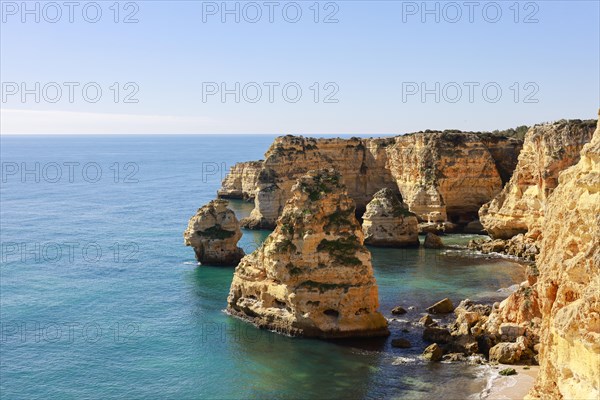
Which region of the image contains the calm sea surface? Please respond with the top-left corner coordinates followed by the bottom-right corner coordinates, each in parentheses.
top-left (0, 135), bottom-right (524, 399)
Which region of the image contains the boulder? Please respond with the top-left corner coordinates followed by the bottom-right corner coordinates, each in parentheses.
top-left (391, 306), bottom-right (407, 315)
top-left (464, 220), bottom-right (485, 234)
top-left (419, 315), bottom-right (436, 327)
top-left (422, 343), bottom-right (444, 361)
top-left (423, 232), bottom-right (444, 249)
top-left (426, 298), bottom-right (455, 314)
top-left (489, 342), bottom-right (522, 364)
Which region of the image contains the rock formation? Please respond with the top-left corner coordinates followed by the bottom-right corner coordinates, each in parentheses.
top-left (480, 119), bottom-right (596, 239)
top-left (426, 298), bottom-right (454, 314)
top-left (527, 114), bottom-right (600, 399)
top-left (217, 161), bottom-right (263, 200)
top-left (227, 169), bottom-right (389, 338)
top-left (423, 232), bottom-right (444, 249)
top-left (217, 133), bottom-right (522, 231)
top-left (468, 233), bottom-right (540, 261)
top-left (183, 199), bottom-right (244, 265)
top-left (384, 132), bottom-right (512, 226)
top-left (237, 136), bottom-right (397, 229)
top-left (361, 188), bottom-right (419, 247)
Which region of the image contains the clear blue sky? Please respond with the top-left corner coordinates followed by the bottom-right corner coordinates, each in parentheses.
top-left (1, 0), bottom-right (599, 134)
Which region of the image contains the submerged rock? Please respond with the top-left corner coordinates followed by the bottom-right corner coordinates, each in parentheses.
top-left (423, 232), bottom-right (444, 249)
top-left (391, 306), bottom-right (407, 315)
top-left (183, 200), bottom-right (244, 266)
top-left (391, 338), bottom-right (412, 348)
top-left (227, 169), bottom-right (389, 338)
top-left (361, 188), bottom-right (419, 247)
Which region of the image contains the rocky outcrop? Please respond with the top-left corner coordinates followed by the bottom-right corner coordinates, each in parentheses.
top-left (220, 133), bottom-right (522, 230)
top-left (239, 136), bottom-right (397, 229)
top-left (227, 169), bottom-right (389, 338)
top-left (415, 297), bottom-right (539, 365)
top-left (527, 115), bottom-right (600, 400)
top-left (385, 132), bottom-right (512, 226)
top-left (183, 200), bottom-right (244, 265)
top-left (480, 119), bottom-right (596, 240)
top-left (468, 233), bottom-right (540, 262)
top-left (361, 188), bottom-right (419, 247)
top-left (217, 161), bottom-right (263, 200)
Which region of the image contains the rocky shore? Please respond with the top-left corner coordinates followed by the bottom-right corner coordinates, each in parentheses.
top-left (185, 112), bottom-right (599, 399)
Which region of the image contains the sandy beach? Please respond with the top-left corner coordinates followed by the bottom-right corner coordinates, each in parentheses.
top-left (486, 365), bottom-right (539, 400)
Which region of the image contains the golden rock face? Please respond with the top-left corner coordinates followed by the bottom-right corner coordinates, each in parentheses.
top-left (220, 133), bottom-right (520, 230)
top-left (227, 169), bottom-right (389, 338)
top-left (362, 188), bottom-right (419, 247)
top-left (183, 199), bottom-right (244, 266)
top-left (527, 114), bottom-right (600, 399)
top-left (480, 119), bottom-right (596, 239)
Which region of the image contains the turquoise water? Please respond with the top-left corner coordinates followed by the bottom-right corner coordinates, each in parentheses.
top-left (0, 135), bottom-right (524, 399)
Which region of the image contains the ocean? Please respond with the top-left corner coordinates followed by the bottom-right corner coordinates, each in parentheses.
top-left (0, 135), bottom-right (525, 399)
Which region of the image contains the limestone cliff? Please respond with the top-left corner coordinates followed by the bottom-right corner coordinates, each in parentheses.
top-left (480, 119), bottom-right (596, 239)
top-left (384, 132), bottom-right (507, 225)
top-left (361, 188), bottom-right (419, 247)
top-left (183, 200), bottom-right (244, 265)
top-left (527, 115), bottom-right (600, 399)
top-left (219, 133), bottom-right (521, 230)
top-left (227, 169), bottom-right (389, 338)
top-left (217, 161), bottom-right (263, 200)
top-left (239, 136), bottom-right (396, 229)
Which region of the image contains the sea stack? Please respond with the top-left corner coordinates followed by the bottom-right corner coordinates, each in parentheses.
top-left (227, 169), bottom-right (389, 338)
top-left (362, 188), bottom-right (419, 247)
top-left (183, 199), bottom-right (245, 266)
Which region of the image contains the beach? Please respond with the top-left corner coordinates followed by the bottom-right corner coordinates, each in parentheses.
top-left (486, 365), bottom-right (539, 400)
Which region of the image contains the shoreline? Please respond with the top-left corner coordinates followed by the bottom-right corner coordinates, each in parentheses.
top-left (482, 365), bottom-right (538, 400)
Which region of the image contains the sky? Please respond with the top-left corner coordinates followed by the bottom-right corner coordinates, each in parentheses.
top-left (1, 0), bottom-right (599, 134)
